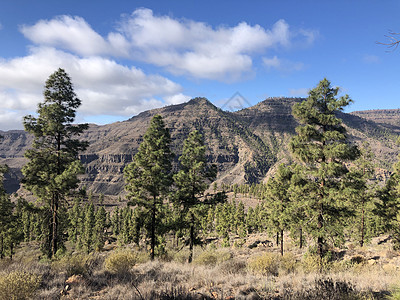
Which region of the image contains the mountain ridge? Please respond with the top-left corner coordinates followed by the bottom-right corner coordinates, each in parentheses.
top-left (0, 97), bottom-right (399, 195)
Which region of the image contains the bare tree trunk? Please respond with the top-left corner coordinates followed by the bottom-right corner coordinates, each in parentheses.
top-left (276, 232), bottom-right (279, 247)
top-left (360, 207), bottom-right (365, 247)
top-left (150, 196), bottom-right (156, 261)
top-left (0, 234), bottom-right (4, 259)
top-left (280, 230), bottom-right (284, 256)
top-left (188, 212), bottom-right (194, 263)
top-left (51, 193), bottom-right (58, 258)
top-left (317, 212), bottom-right (324, 258)
top-left (299, 227), bottom-right (303, 249)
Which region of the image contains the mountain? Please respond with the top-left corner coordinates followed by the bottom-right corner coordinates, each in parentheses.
top-left (0, 97), bottom-right (399, 195)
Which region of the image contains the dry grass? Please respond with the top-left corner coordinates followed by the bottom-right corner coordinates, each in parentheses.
top-left (1, 235), bottom-right (400, 299)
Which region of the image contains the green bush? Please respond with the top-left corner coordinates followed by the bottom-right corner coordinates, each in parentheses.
top-left (193, 249), bottom-right (232, 266)
top-left (248, 252), bottom-right (279, 276)
top-left (104, 250), bottom-right (137, 274)
top-left (0, 271), bottom-right (41, 300)
top-left (387, 288), bottom-right (400, 300)
top-left (301, 252), bottom-right (331, 273)
top-left (52, 253), bottom-right (95, 277)
top-left (193, 250), bottom-right (218, 266)
top-left (280, 252), bottom-right (297, 274)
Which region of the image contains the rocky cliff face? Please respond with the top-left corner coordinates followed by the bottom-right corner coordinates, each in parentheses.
top-left (1, 97), bottom-right (399, 195)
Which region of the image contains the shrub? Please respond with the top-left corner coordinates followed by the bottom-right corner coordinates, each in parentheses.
top-left (301, 252), bottom-right (331, 273)
top-left (248, 252), bottom-right (279, 276)
top-left (219, 258), bottom-right (247, 275)
top-left (52, 253), bottom-right (96, 277)
top-left (282, 278), bottom-right (365, 300)
top-left (0, 271), bottom-right (41, 300)
top-left (280, 252), bottom-right (297, 274)
top-left (193, 250), bottom-right (218, 266)
top-left (172, 249), bottom-right (191, 264)
top-left (387, 288), bottom-right (400, 300)
top-left (104, 250), bottom-right (137, 274)
top-left (193, 249), bottom-right (232, 266)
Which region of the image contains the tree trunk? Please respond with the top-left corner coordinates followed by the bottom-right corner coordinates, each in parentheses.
top-left (276, 232), bottom-right (279, 247)
top-left (51, 193), bottom-right (58, 258)
top-left (280, 230), bottom-right (284, 256)
top-left (299, 227), bottom-right (303, 249)
top-left (360, 206), bottom-right (365, 247)
top-left (317, 212), bottom-right (324, 258)
top-left (150, 196), bottom-right (156, 261)
top-left (188, 212), bottom-right (194, 263)
top-left (0, 234), bottom-right (3, 259)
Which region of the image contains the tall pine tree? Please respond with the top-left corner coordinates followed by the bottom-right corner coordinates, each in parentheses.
top-left (124, 115), bottom-right (173, 260)
top-left (173, 130), bottom-right (216, 263)
top-left (265, 164), bottom-right (295, 256)
top-left (22, 68), bottom-right (88, 258)
top-left (289, 78), bottom-right (359, 257)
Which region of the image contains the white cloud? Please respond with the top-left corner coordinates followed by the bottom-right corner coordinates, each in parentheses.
top-left (262, 56), bottom-right (305, 73)
top-left (0, 9), bottom-right (317, 129)
top-left (20, 9), bottom-right (317, 81)
top-left (0, 47), bottom-right (190, 130)
top-left (262, 56), bottom-right (281, 69)
top-left (164, 93), bottom-right (191, 105)
top-left (20, 16), bottom-right (110, 56)
top-left (0, 109), bottom-right (26, 131)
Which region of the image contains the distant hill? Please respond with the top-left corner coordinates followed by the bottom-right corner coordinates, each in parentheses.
top-left (0, 97), bottom-right (399, 195)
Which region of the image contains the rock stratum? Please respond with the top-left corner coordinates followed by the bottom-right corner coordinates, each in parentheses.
top-left (0, 97), bottom-right (399, 195)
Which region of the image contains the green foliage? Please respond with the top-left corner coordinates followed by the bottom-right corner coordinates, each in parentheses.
top-left (83, 203), bottom-right (95, 253)
top-left (0, 165), bottom-right (23, 259)
top-left (387, 288), bottom-right (400, 300)
top-left (342, 142), bottom-right (377, 246)
top-left (193, 248), bottom-right (231, 266)
top-left (52, 252), bottom-right (96, 277)
top-left (173, 130), bottom-right (217, 262)
top-left (0, 271), bottom-right (41, 300)
top-left (248, 252), bottom-right (280, 276)
top-left (124, 114), bottom-right (173, 260)
top-left (22, 68), bottom-right (88, 258)
top-left (104, 249), bottom-right (137, 274)
top-left (289, 78), bottom-right (359, 256)
top-left (375, 139), bottom-right (400, 248)
top-left (265, 163), bottom-right (296, 255)
top-left (301, 252), bottom-right (332, 273)
top-left (94, 206), bottom-right (107, 251)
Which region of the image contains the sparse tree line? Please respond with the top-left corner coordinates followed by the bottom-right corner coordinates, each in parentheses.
top-left (0, 70), bottom-right (400, 263)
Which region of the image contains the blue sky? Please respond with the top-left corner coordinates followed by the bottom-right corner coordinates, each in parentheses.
top-left (0, 0), bottom-right (399, 130)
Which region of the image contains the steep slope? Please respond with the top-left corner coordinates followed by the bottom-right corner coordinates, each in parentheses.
top-left (0, 98), bottom-right (274, 194)
top-left (351, 109), bottom-right (400, 128)
top-left (0, 97), bottom-right (399, 195)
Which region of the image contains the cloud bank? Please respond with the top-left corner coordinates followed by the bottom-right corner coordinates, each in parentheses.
top-left (0, 8), bottom-right (316, 130)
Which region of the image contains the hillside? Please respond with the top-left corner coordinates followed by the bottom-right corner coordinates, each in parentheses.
top-left (0, 97), bottom-right (399, 195)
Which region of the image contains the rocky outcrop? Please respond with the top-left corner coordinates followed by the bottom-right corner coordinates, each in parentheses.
top-left (0, 97), bottom-right (399, 195)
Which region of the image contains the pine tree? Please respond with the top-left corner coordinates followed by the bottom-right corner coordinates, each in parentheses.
top-left (0, 165), bottom-right (14, 258)
top-left (22, 68), bottom-right (88, 258)
top-left (265, 164), bottom-right (295, 255)
top-left (111, 206), bottom-right (121, 237)
top-left (83, 203), bottom-right (95, 253)
top-left (68, 197), bottom-right (82, 244)
top-left (342, 142), bottom-right (376, 246)
top-left (124, 115), bottom-right (173, 260)
top-left (173, 130), bottom-right (217, 263)
top-left (375, 138), bottom-right (400, 247)
top-left (94, 206), bottom-right (107, 251)
top-left (289, 78), bottom-right (359, 257)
